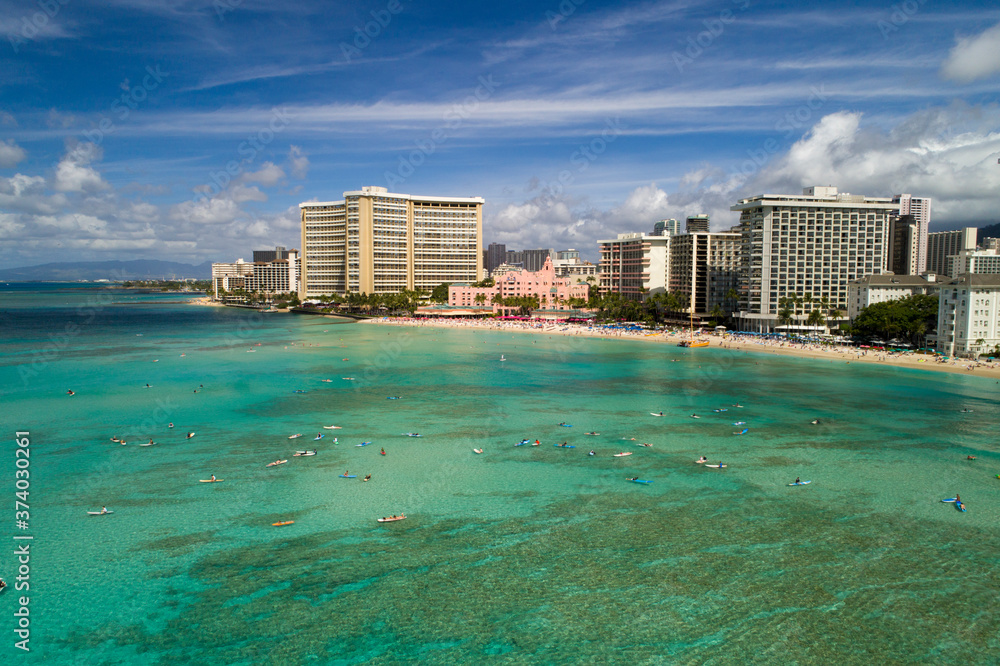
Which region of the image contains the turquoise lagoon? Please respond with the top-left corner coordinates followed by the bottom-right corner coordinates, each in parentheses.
top-left (0, 284), bottom-right (998, 664)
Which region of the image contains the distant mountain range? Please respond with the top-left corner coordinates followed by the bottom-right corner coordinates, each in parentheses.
top-left (0, 260), bottom-right (214, 282)
top-left (977, 222), bottom-right (1000, 241)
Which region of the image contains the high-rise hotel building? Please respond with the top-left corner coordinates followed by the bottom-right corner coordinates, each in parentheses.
top-left (299, 186), bottom-right (483, 298)
top-left (891, 194), bottom-right (931, 273)
top-left (731, 186), bottom-right (896, 332)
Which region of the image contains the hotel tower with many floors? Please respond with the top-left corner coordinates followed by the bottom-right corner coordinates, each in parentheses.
top-left (299, 186), bottom-right (483, 298)
top-left (731, 186), bottom-right (897, 332)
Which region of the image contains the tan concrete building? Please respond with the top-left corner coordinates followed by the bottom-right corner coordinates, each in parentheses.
top-left (597, 233), bottom-right (670, 301)
top-left (299, 186), bottom-right (483, 297)
top-left (669, 231), bottom-right (741, 317)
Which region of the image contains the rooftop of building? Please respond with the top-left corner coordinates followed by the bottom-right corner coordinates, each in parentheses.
top-left (300, 187), bottom-right (484, 207)
top-left (731, 186), bottom-right (895, 209)
top-left (850, 274), bottom-right (941, 286)
top-left (943, 274), bottom-right (1000, 287)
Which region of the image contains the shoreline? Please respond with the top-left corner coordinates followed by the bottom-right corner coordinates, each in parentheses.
top-left (360, 316), bottom-right (1000, 379)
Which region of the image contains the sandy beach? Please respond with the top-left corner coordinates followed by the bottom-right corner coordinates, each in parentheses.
top-left (362, 316), bottom-right (1000, 380)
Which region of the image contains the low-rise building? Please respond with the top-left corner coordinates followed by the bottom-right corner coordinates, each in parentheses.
top-left (935, 274), bottom-right (1000, 357)
top-left (847, 273), bottom-right (941, 320)
top-left (212, 250), bottom-right (299, 300)
top-left (449, 257), bottom-right (588, 312)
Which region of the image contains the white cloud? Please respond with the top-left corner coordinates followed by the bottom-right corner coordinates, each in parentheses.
top-left (0, 138), bottom-right (26, 167)
top-left (487, 183), bottom-right (673, 258)
top-left (671, 105), bottom-right (1000, 228)
top-left (53, 141), bottom-right (110, 193)
top-left (0, 111), bottom-right (16, 126)
top-left (46, 109), bottom-right (76, 129)
top-left (229, 183), bottom-right (268, 203)
top-left (940, 22), bottom-right (1000, 83)
top-left (240, 161), bottom-right (285, 187)
top-left (170, 196), bottom-right (244, 225)
top-left (288, 145), bottom-right (309, 179)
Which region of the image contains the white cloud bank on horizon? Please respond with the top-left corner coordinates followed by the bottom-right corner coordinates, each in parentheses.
top-left (2, 104), bottom-right (999, 268)
top-left (940, 21), bottom-right (1000, 83)
top-left (488, 105), bottom-right (1000, 259)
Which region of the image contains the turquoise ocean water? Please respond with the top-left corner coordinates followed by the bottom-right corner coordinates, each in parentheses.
top-left (1, 283), bottom-right (998, 664)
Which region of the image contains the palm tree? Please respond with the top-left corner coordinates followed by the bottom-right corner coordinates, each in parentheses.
top-left (777, 307), bottom-right (794, 327)
top-left (709, 304), bottom-right (725, 326)
top-left (806, 308), bottom-right (825, 331)
top-left (474, 293), bottom-right (487, 308)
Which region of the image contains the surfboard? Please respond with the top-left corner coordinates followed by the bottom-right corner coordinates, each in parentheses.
top-left (628, 479), bottom-right (653, 484)
top-left (704, 464), bottom-right (728, 468)
top-left (199, 479), bottom-right (223, 482)
top-left (339, 474), bottom-right (356, 478)
top-left (87, 511), bottom-right (113, 515)
top-left (788, 481), bottom-right (812, 486)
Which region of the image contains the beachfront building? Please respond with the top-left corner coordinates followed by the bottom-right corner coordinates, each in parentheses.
top-left (926, 228), bottom-right (977, 276)
top-left (947, 248), bottom-right (1000, 278)
top-left (448, 257), bottom-right (588, 312)
top-left (598, 233), bottom-right (670, 300)
top-left (934, 274), bottom-right (1000, 357)
top-left (891, 194), bottom-right (931, 273)
top-left (299, 186), bottom-right (483, 298)
top-left (731, 186), bottom-right (896, 332)
top-left (668, 231), bottom-right (741, 317)
top-left (847, 273), bottom-right (941, 320)
top-left (212, 250), bottom-right (300, 300)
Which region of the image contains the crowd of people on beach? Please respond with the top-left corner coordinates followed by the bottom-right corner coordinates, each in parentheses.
top-left (363, 316), bottom-right (999, 376)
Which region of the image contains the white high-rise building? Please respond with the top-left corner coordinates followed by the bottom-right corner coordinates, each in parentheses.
top-left (892, 194), bottom-right (931, 273)
top-left (299, 186), bottom-right (483, 297)
top-left (731, 186), bottom-right (896, 332)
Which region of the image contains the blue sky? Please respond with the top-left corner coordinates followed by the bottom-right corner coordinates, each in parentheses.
top-left (1, 0), bottom-right (999, 267)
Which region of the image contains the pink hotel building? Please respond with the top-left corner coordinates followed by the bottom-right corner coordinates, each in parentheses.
top-left (449, 257), bottom-right (589, 313)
